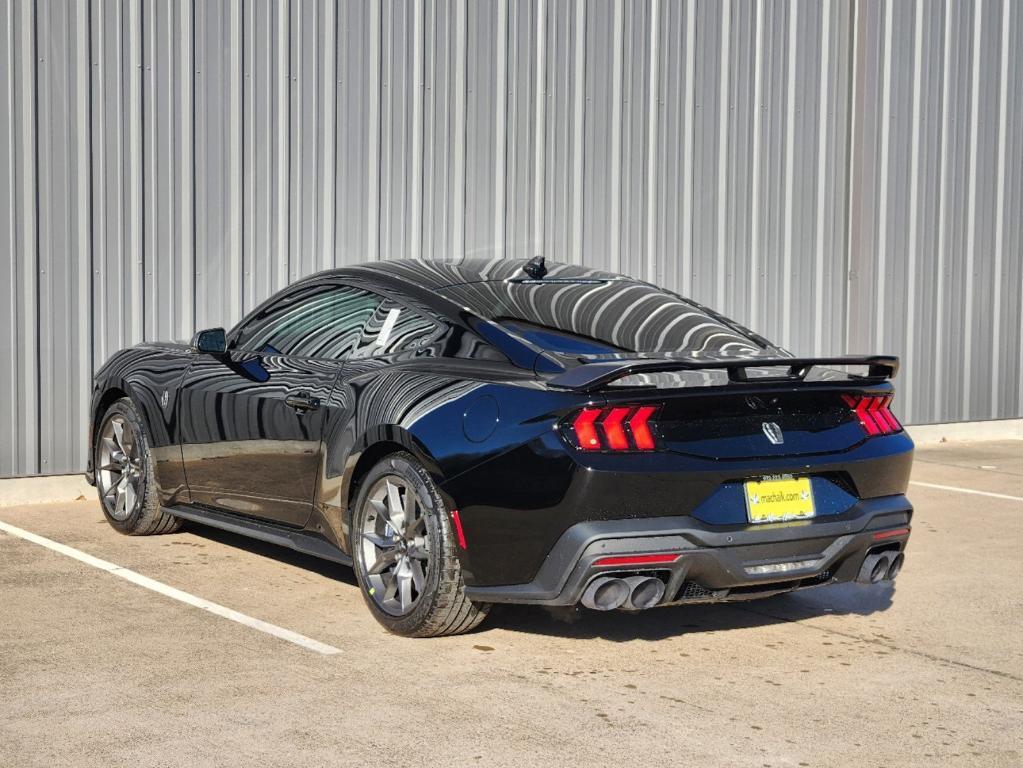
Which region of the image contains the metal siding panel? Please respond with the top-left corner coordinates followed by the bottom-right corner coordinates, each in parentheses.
top-left (194, 0), bottom-right (243, 330)
top-left (336, 0), bottom-right (373, 265)
top-left (36, 0), bottom-right (91, 474)
top-left (143, 0), bottom-right (196, 342)
top-left (1004, 1), bottom-right (1023, 419)
top-left (1, 0), bottom-right (39, 476)
top-left (965, 0), bottom-right (1002, 419)
top-left (464, 0), bottom-right (498, 259)
top-left (6, 0), bottom-right (1023, 476)
top-left (617, 1), bottom-right (651, 283)
top-left (504, 0), bottom-right (537, 261)
top-left (0, 0), bottom-right (15, 475)
top-left (379, 0), bottom-right (413, 261)
top-left (241, 0), bottom-right (288, 311)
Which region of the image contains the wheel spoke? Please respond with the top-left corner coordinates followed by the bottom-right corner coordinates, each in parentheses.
top-left (381, 571), bottom-right (398, 604)
top-left (111, 419), bottom-right (125, 453)
top-left (407, 543), bottom-right (429, 561)
top-left (363, 531), bottom-right (396, 550)
top-left (98, 461), bottom-right (122, 472)
top-left (120, 426), bottom-right (134, 456)
top-left (367, 548), bottom-right (400, 576)
top-left (410, 559), bottom-right (425, 592)
top-left (404, 506), bottom-right (424, 539)
top-left (386, 481), bottom-right (405, 531)
top-left (402, 490), bottom-right (417, 528)
top-left (113, 484), bottom-right (126, 517)
top-left (101, 437), bottom-right (124, 464)
top-left (398, 570), bottom-right (413, 610)
top-left (370, 497), bottom-right (397, 535)
top-left (123, 481), bottom-right (136, 514)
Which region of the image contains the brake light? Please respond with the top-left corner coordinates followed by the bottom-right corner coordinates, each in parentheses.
top-left (602, 407), bottom-right (631, 450)
top-left (842, 394), bottom-right (902, 436)
top-left (630, 405), bottom-right (658, 450)
top-left (593, 553), bottom-right (680, 567)
top-left (569, 405), bottom-right (660, 452)
top-left (572, 407), bottom-right (602, 450)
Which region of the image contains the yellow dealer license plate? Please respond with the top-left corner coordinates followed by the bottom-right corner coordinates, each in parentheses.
top-left (744, 475), bottom-right (816, 524)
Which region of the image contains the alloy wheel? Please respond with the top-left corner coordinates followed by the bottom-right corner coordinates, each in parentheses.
top-left (358, 476), bottom-right (430, 616)
top-left (96, 414), bottom-right (143, 521)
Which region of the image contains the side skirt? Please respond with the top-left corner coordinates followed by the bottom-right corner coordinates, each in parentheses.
top-left (163, 504), bottom-right (353, 567)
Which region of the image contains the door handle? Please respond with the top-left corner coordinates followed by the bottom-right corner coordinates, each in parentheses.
top-left (285, 393), bottom-right (320, 412)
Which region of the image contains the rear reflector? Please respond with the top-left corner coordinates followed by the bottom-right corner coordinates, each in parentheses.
top-left (568, 405), bottom-right (661, 452)
top-left (843, 394), bottom-right (902, 436)
top-left (872, 527), bottom-right (910, 541)
top-left (593, 553), bottom-right (680, 567)
top-left (450, 509), bottom-right (468, 549)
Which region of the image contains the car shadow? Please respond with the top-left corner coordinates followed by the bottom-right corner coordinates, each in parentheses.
top-left (178, 521), bottom-right (360, 587)
top-left (177, 521), bottom-right (895, 642)
top-left (482, 583), bottom-right (896, 642)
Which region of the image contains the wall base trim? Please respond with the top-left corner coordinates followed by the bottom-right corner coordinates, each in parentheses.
top-left (907, 419), bottom-right (1023, 446)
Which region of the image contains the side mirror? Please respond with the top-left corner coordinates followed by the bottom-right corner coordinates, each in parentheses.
top-left (191, 327), bottom-right (227, 354)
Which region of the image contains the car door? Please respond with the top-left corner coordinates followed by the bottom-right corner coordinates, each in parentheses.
top-left (178, 281), bottom-right (382, 527)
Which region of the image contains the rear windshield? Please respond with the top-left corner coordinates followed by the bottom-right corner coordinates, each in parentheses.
top-left (438, 280), bottom-right (764, 355)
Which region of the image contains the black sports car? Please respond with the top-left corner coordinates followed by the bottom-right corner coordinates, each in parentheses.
top-left (87, 257), bottom-right (913, 637)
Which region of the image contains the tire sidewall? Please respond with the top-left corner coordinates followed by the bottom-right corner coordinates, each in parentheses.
top-left (94, 398), bottom-right (152, 534)
top-left (351, 453), bottom-right (448, 635)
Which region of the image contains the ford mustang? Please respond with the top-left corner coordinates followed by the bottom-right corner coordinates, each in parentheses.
top-left (87, 257), bottom-right (913, 636)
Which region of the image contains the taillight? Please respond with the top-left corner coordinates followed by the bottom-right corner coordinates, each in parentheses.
top-left (842, 394), bottom-right (902, 436)
top-left (569, 406), bottom-right (660, 452)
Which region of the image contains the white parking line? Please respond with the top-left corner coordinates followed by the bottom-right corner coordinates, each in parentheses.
top-left (910, 480), bottom-right (1023, 503)
top-left (0, 519), bottom-right (342, 656)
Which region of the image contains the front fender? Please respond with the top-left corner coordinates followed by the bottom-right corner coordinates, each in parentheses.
top-left (89, 344), bottom-right (194, 505)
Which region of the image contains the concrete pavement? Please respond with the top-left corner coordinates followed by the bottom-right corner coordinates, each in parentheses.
top-left (1, 441), bottom-right (1021, 767)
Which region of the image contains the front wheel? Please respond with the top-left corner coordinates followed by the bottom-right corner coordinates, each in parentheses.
top-left (351, 452), bottom-right (489, 637)
top-left (94, 398), bottom-right (181, 536)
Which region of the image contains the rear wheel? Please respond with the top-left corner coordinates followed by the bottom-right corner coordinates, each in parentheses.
top-left (351, 452), bottom-right (488, 637)
top-left (94, 398), bottom-right (181, 536)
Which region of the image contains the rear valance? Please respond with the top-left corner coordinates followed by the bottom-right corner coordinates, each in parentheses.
top-left (546, 355), bottom-right (900, 392)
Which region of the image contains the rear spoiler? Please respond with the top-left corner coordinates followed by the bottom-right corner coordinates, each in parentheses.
top-left (546, 355), bottom-right (900, 393)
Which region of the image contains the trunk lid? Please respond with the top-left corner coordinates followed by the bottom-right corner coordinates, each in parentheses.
top-left (635, 388), bottom-right (869, 460)
top-left (550, 352), bottom-right (900, 460)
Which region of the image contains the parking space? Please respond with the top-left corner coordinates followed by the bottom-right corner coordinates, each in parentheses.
top-left (1, 441), bottom-right (1021, 767)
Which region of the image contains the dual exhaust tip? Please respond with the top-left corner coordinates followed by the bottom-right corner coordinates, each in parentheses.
top-left (857, 550), bottom-right (905, 584)
top-left (581, 575), bottom-right (666, 611)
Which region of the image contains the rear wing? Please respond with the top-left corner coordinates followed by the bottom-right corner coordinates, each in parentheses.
top-left (546, 355), bottom-right (900, 393)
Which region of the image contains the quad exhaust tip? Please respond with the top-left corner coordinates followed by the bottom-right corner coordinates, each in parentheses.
top-left (857, 550), bottom-right (905, 585)
top-left (581, 575), bottom-right (666, 611)
top-left (622, 575), bottom-right (666, 611)
top-left (581, 577), bottom-right (630, 611)
top-left (885, 552), bottom-right (905, 580)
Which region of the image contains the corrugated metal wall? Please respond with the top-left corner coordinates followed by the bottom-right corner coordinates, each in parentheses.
top-left (1, 0), bottom-right (1021, 477)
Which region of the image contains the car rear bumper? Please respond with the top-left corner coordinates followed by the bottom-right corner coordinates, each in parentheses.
top-left (463, 494), bottom-right (912, 607)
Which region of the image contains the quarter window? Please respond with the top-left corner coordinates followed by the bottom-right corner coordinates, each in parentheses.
top-left (233, 283), bottom-right (381, 360)
top-left (354, 299), bottom-right (440, 358)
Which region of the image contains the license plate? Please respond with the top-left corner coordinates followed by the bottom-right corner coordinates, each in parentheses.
top-left (744, 475), bottom-right (816, 524)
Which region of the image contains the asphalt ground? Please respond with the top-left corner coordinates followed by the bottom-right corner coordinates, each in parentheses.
top-left (1, 440), bottom-right (1021, 767)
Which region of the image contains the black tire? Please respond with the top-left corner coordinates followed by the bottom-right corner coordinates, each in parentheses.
top-left (351, 452), bottom-right (489, 637)
top-left (93, 397), bottom-right (181, 536)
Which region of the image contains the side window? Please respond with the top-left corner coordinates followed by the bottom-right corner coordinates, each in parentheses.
top-left (354, 299), bottom-right (441, 358)
top-left (233, 283), bottom-right (381, 360)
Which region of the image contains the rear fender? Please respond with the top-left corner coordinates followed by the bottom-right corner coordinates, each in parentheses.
top-left (316, 424), bottom-right (441, 554)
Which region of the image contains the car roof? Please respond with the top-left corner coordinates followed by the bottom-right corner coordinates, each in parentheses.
top-left (323, 257), bottom-right (626, 292)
